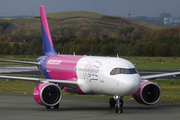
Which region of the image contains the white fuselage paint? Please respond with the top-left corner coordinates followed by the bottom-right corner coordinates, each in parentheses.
top-left (76, 56), bottom-right (141, 96)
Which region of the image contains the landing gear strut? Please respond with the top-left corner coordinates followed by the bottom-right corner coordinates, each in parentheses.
top-left (45, 103), bottom-right (59, 109)
top-left (115, 96), bottom-right (123, 113)
top-left (109, 96), bottom-right (123, 113)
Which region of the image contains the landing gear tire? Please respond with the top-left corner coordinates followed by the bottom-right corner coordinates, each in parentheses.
top-left (54, 103), bottom-right (59, 109)
top-left (46, 106), bottom-right (51, 109)
top-left (115, 106), bottom-right (118, 113)
top-left (109, 98), bottom-right (116, 108)
top-left (115, 106), bottom-right (123, 113)
top-left (120, 107), bottom-right (123, 113)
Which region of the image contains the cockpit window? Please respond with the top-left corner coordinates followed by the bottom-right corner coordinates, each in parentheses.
top-left (110, 68), bottom-right (138, 75)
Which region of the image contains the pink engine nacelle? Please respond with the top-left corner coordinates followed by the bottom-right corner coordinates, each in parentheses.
top-left (133, 81), bottom-right (161, 105)
top-left (33, 83), bottom-right (62, 106)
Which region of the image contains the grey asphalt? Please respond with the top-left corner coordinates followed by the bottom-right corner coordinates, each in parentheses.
top-left (0, 94), bottom-right (180, 120)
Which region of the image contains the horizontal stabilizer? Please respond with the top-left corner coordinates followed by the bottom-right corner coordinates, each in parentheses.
top-left (0, 59), bottom-right (40, 65)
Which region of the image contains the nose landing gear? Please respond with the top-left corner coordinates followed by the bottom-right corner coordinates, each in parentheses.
top-left (109, 96), bottom-right (123, 113)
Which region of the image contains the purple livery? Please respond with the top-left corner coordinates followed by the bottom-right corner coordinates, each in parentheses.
top-left (37, 6), bottom-right (84, 95)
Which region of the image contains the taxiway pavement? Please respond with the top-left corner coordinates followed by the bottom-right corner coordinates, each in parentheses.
top-left (0, 94), bottom-right (180, 120)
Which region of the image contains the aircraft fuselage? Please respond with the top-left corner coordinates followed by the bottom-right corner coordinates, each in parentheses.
top-left (37, 55), bottom-right (141, 96)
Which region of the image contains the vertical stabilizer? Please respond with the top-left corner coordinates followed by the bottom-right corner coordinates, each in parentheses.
top-left (40, 5), bottom-right (57, 56)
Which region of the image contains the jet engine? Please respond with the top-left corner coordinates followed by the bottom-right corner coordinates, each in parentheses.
top-left (33, 83), bottom-right (62, 107)
top-left (133, 81), bottom-right (161, 105)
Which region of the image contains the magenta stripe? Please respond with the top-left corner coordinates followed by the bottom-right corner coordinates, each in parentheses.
top-left (40, 6), bottom-right (53, 46)
top-left (46, 55), bottom-right (83, 81)
top-left (46, 55), bottom-right (85, 94)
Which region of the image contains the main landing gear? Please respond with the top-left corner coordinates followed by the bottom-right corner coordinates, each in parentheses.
top-left (109, 96), bottom-right (123, 113)
top-left (45, 103), bottom-right (59, 109)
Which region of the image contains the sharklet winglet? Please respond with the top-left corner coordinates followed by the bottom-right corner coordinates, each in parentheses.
top-left (40, 5), bottom-right (57, 56)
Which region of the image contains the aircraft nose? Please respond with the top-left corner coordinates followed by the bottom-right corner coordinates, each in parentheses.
top-left (121, 74), bottom-right (141, 96)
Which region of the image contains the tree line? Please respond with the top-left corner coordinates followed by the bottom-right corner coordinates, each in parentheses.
top-left (1, 34), bottom-right (180, 57)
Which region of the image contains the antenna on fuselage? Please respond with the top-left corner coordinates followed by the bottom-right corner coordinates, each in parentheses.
top-left (73, 51), bottom-right (75, 56)
top-left (58, 52), bottom-right (60, 55)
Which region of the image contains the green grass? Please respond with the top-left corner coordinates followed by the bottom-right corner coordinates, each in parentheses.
top-left (0, 55), bottom-right (38, 61)
top-left (6, 11), bottom-right (163, 37)
top-left (135, 21), bottom-right (165, 30)
top-left (9, 18), bottom-right (39, 27)
top-left (0, 78), bottom-right (36, 94)
top-left (47, 11), bottom-right (104, 18)
top-left (0, 55), bottom-right (39, 66)
top-left (152, 80), bottom-right (180, 103)
top-left (121, 56), bottom-right (180, 69)
top-left (0, 75), bottom-right (43, 94)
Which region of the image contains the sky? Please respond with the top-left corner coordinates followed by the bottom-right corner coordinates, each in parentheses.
top-left (0, 0), bottom-right (180, 18)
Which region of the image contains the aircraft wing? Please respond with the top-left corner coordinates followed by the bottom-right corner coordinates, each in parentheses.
top-left (141, 72), bottom-right (180, 80)
top-left (0, 59), bottom-right (78, 88)
top-left (0, 75), bottom-right (78, 89)
top-left (0, 59), bottom-right (40, 65)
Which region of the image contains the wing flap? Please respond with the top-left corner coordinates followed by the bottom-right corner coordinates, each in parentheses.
top-left (0, 59), bottom-right (40, 65)
top-left (0, 75), bottom-right (78, 89)
top-left (141, 72), bottom-right (180, 80)
top-left (0, 75), bottom-right (42, 81)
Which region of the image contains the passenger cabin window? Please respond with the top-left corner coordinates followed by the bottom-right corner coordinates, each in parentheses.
top-left (110, 68), bottom-right (138, 75)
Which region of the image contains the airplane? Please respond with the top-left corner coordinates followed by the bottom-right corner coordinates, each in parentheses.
top-left (0, 5), bottom-right (180, 113)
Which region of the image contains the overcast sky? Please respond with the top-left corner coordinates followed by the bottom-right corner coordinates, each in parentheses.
top-left (0, 0), bottom-right (180, 18)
